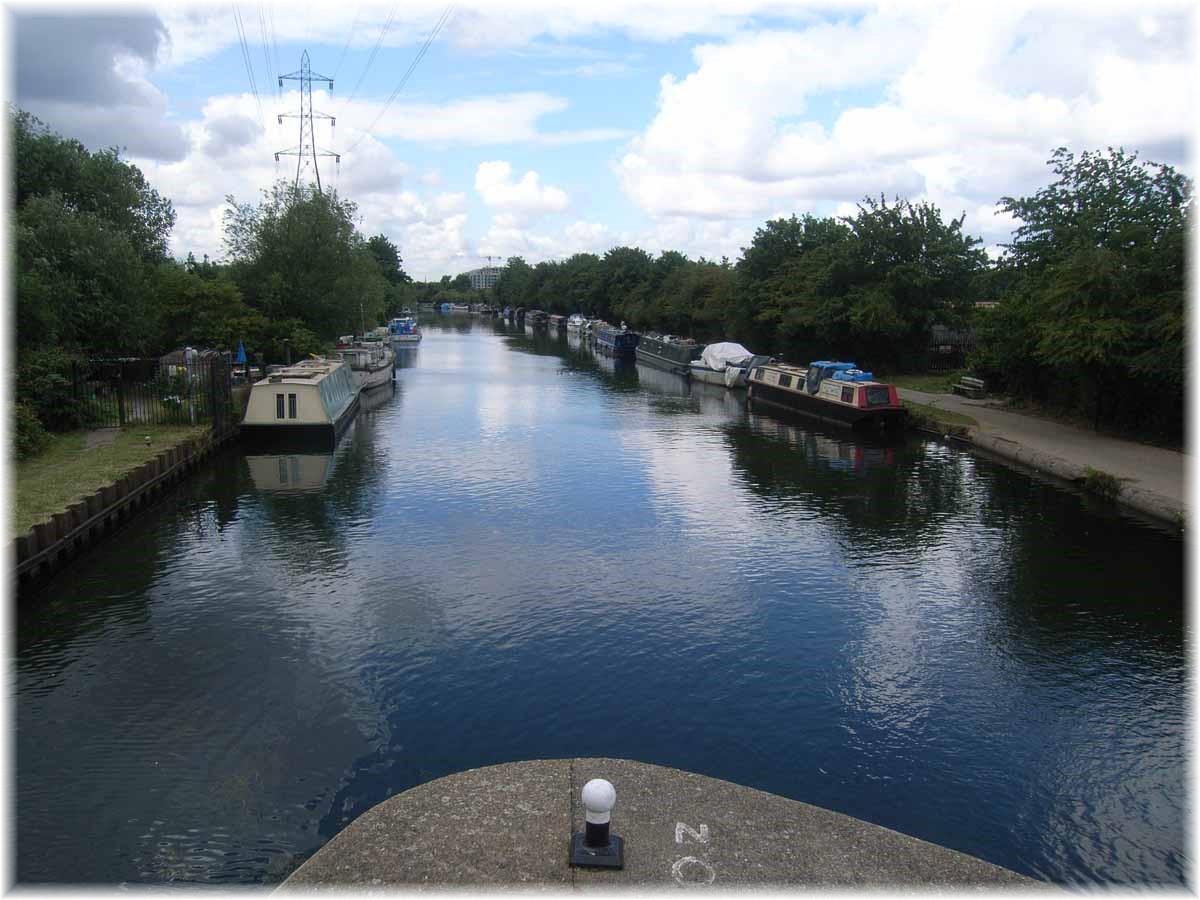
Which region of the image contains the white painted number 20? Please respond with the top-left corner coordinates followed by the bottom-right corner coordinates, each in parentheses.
top-left (672, 822), bottom-right (715, 885)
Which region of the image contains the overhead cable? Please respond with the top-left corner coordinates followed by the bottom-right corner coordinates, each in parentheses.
top-left (347, 5), bottom-right (453, 153)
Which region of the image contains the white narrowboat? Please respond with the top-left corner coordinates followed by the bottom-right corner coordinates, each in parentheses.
top-left (242, 358), bottom-right (361, 449)
top-left (747, 360), bottom-right (906, 430)
top-left (336, 340), bottom-right (395, 391)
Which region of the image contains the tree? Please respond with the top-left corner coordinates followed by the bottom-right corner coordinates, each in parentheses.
top-left (223, 181), bottom-right (391, 343)
top-left (985, 147), bottom-right (1192, 437)
top-left (13, 109), bottom-right (175, 262)
top-left (366, 234), bottom-right (411, 284)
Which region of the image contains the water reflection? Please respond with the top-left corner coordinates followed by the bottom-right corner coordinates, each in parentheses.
top-left (14, 317), bottom-right (1185, 888)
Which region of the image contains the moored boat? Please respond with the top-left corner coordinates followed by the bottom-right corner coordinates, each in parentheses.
top-left (242, 358), bottom-right (361, 449)
top-left (689, 342), bottom-right (771, 388)
top-left (548, 314), bottom-right (567, 330)
top-left (335, 340), bottom-right (395, 391)
top-left (595, 323), bottom-right (640, 357)
top-left (525, 309), bottom-right (549, 329)
top-left (389, 317), bottom-right (422, 344)
top-left (566, 314), bottom-right (586, 331)
top-left (635, 333), bottom-right (703, 375)
top-left (747, 360), bottom-right (905, 430)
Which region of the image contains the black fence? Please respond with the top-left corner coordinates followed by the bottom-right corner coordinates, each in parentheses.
top-left (72, 355), bottom-right (235, 433)
top-left (927, 326), bottom-right (977, 372)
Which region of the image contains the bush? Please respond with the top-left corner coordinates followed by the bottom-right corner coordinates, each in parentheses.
top-left (14, 402), bottom-right (49, 460)
top-left (16, 348), bottom-right (90, 431)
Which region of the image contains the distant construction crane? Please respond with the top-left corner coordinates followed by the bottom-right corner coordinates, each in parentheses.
top-left (274, 50), bottom-right (341, 192)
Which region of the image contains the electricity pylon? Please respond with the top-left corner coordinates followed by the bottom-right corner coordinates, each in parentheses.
top-left (274, 50), bottom-right (341, 192)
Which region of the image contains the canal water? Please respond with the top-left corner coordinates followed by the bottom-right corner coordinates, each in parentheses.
top-left (15, 317), bottom-right (1186, 886)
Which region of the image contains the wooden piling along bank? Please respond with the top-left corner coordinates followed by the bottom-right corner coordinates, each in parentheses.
top-left (13, 429), bottom-right (237, 594)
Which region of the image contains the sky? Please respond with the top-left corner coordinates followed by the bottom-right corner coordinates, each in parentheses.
top-left (7, 0), bottom-right (1197, 281)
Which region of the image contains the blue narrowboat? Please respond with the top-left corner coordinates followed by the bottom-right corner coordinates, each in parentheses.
top-left (595, 324), bottom-right (640, 358)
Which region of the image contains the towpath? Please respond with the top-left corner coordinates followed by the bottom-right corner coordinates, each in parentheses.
top-left (900, 388), bottom-right (1186, 526)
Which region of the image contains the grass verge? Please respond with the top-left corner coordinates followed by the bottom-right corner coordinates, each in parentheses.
top-left (1081, 467), bottom-right (1123, 500)
top-left (903, 400), bottom-right (978, 437)
top-left (13, 424), bottom-right (210, 538)
top-left (887, 369), bottom-right (966, 393)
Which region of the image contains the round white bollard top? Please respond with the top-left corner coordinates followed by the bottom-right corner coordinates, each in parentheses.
top-left (581, 778), bottom-right (616, 824)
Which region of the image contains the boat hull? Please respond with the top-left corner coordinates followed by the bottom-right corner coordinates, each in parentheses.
top-left (241, 391), bottom-right (361, 452)
top-left (635, 347), bottom-right (693, 375)
top-left (748, 381), bottom-right (905, 430)
top-left (357, 361), bottom-right (394, 391)
top-left (390, 334), bottom-right (421, 344)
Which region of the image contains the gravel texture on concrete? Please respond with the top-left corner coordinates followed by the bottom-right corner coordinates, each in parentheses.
top-left (278, 758), bottom-right (1044, 890)
top-left (901, 388), bottom-right (1185, 528)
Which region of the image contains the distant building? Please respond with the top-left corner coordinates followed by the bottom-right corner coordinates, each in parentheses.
top-left (465, 266), bottom-right (503, 290)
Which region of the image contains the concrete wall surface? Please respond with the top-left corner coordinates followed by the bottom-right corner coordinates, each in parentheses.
top-left (278, 758), bottom-right (1045, 890)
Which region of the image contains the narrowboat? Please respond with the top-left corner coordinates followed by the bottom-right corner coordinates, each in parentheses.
top-left (242, 358), bottom-right (361, 449)
top-left (635, 333), bottom-right (704, 375)
top-left (747, 360), bottom-right (905, 430)
top-left (335, 340), bottom-right (395, 391)
top-left (389, 317), bottom-right (421, 344)
top-left (595, 324), bottom-right (640, 358)
top-left (548, 314), bottom-right (567, 330)
top-left (690, 342), bottom-right (771, 388)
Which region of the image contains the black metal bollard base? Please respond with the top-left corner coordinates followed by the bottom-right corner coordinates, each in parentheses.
top-left (569, 831), bottom-right (624, 869)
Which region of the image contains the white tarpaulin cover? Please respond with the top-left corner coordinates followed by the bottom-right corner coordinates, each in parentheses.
top-left (700, 342), bottom-right (754, 371)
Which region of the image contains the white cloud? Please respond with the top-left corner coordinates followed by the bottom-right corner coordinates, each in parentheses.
top-left (616, 4), bottom-right (1194, 250)
top-left (475, 160), bottom-right (569, 219)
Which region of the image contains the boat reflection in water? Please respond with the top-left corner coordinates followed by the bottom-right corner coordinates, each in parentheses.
top-left (392, 346), bottom-right (420, 369)
top-left (689, 378), bottom-right (750, 418)
top-left (246, 452), bottom-right (337, 493)
top-left (634, 361), bottom-right (690, 397)
top-left (747, 410), bottom-right (898, 474)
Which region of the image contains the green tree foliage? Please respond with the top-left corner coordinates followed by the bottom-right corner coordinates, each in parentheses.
top-left (154, 263), bottom-right (270, 351)
top-left (366, 234), bottom-right (411, 285)
top-left (979, 147), bottom-right (1191, 438)
top-left (12, 110), bottom-right (175, 357)
top-left (223, 181), bottom-right (392, 344)
top-left (13, 109), bottom-right (175, 262)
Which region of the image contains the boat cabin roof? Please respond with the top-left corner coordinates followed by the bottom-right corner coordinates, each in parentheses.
top-left (258, 358), bottom-right (346, 386)
top-left (755, 360), bottom-right (889, 387)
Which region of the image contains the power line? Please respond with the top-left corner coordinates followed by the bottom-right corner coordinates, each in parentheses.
top-left (347, 5), bottom-right (452, 153)
top-left (332, 6), bottom-right (361, 80)
top-left (255, 7), bottom-right (274, 104)
top-left (232, 5), bottom-right (265, 126)
top-left (343, 3), bottom-right (398, 109)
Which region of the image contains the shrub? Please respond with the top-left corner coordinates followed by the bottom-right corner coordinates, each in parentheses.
top-left (16, 348), bottom-right (90, 431)
top-left (14, 402), bottom-right (49, 460)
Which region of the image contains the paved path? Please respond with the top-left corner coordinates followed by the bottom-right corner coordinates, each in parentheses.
top-left (83, 427), bottom-right (120, 450)
top-left (278, 759), bottom-right (1037, 890)
top-left (901, 388), bottom-right (1186, 525)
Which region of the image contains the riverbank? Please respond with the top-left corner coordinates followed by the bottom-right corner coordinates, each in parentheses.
top-left (899, 387), bottom-right (1186, 528)
top-left (279, 759), bottom-right (1036, 889)
top-left (13, 424), bottom-right (210, 538)
top-left (13, 425), bottom-right (235, 589)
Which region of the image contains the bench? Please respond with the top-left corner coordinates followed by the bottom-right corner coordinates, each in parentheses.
top-left (952, 375), bottom-right (986, 399)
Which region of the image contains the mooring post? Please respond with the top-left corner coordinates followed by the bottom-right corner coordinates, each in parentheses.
top-left (570, 778), bottom-right (624, 869)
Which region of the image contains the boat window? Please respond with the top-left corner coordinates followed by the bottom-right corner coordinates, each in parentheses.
top-left (778, 374), bottom-right (793, 388)
top-left (841, 386), bottom-right (854, 403)
top-left (865, 386), bottom-right (892, 407)
top-left (753, 367), bottom-right (764, 380)
top-left (288, 393), bottom-right (298, 419)
top-left (275, 393), bottom-right (285, 419)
